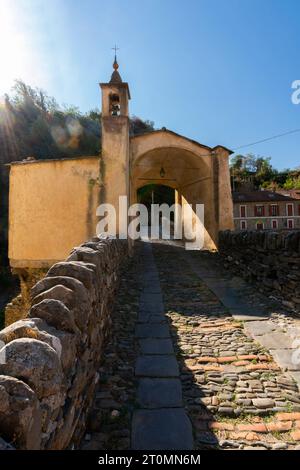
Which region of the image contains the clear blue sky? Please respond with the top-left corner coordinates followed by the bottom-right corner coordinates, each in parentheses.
top-left (1, 0), bottom-right (300, 169)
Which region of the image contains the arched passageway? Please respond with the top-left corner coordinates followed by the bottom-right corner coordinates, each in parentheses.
top-left (137, 184), bottom-right (176, 239)
top-left (130, 130), bottom-right (232, 249)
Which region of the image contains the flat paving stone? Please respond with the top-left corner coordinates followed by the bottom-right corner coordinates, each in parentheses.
top-left (270, 349), bottom-right (300, 371)
top-left (141, 293), bottom-right (163, 303)
top-left (141, 271), bottom-right (159, 277)
top-left (258, 332), bottom-right (295, 350)
top-left (185, 253), bottom-right (269, 321)
top-left (286, 326), bottom-right (300, 337)
top-left (142, 288), bottom-right (162, 295)
top-left (135, 323), bottom-right (170, 339)
top-left (245, 320), bottom-right (277, 336)
top-left (132, 408), bottom-right (193, 450)
top-left (132, 243), bottom-right (189, 450)
top-left (140, 307), bottom-right (164, 316)
top-left (139, 304), bottom-right (164, 315)
top-left (137, 378), bottom-right (182, 408)
top-left (137, 312), bottom-right (166, 324)
top-left (148, 314), bottom-right (167, 324)
top-left (135, 355), bottom-right (179, 377)
top-left (139, 338), bottom-right (174, 355)
top-left (289, 371), bottom-right (300, 387)
top-left (141, 279), bottom-right (159, 286)
top-left (137, 312), bottom-right (151, 323)
top-left (212, 289), bottom-right (247, 309)
top-left (231, 309), bottom-right (270, 322)
top-left (139, 301), bottom-right (164, 312)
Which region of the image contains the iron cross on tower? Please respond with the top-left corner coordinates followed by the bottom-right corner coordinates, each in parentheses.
top-left (112, 45), bottom-right (119, 61)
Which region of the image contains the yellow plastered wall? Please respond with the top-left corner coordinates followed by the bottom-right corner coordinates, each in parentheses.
top-left (8, 156), bottom-right (100, 268)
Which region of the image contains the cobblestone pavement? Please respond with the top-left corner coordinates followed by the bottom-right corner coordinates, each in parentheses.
top-left (82, 241), bottom-right (300, 450)
top-left (153, 242), bottom-right (300, 450)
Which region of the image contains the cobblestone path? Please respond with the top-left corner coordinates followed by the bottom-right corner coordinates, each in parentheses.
top-left (153, 242), bottom-right (300, 450)
top-left (131, 243), bottom-right (193, 450)
top-left (83, 241), bottom-right (300, 450)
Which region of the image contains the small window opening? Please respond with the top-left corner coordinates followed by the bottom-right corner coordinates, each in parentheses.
top-left (110, 94), bottom-right (120, 116)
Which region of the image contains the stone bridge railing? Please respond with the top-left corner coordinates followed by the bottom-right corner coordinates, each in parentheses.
top-left (0, 237), bottom-right (128, 450)
top-left (218, 230), bottom-right (300, 312)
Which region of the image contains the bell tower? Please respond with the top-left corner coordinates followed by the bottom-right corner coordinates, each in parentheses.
top-left (100, 52), bottom-right (131, 235)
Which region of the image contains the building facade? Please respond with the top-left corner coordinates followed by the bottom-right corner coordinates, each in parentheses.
top-left (7, 58), bottom-right (234, 269)
top-left (233, 190), bottom-right (300, 231)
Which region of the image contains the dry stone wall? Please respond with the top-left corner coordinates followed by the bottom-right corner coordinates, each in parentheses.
top-left (219, 230), bottom-right (300, 311)
top-left (4, 268), bottom-right (47, 327)
top-left (0, 237), bottom-right (128, 449)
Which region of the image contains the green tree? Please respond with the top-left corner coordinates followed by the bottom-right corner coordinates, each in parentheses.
top-left (283, 176), bottom-right (300, 189)
top-left (0, 80), bottom-right (156, 268)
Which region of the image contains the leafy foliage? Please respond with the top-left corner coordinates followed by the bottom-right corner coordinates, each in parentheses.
top-left (0, 80), bottom-right (155, 164)
top-left (0, 80), bottom-right (155, 266)
top-left (230, 154), bottom-right (299, 190)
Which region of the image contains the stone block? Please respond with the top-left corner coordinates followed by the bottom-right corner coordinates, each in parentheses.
top-left (132, 408), bottom-right (193, 450)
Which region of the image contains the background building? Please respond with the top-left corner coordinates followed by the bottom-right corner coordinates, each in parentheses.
top-left (233, 190), bottom-right (300, 231)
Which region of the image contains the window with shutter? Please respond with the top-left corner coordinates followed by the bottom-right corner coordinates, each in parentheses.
top-left (256, 205), bottom-right (264, 217)
top-left (240, 205), bottom-right (246, 218)
top-left (287, 204), bottom-right (294, 216)
top-left (270, 205), bottom-right (278, 216)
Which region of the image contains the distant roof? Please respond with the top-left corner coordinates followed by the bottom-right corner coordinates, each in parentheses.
top-left (276, 189), bottom-right (300, 200)
top-left (130, 128), bottom-right (233, 155)
top-left (232, 190), bottom-right (297, 202)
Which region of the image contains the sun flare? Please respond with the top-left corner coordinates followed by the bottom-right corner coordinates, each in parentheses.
top-left (0, 1), bottom-right (35, 94)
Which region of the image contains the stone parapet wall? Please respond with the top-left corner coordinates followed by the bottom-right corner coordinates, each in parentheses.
top-left (218, 230), bottom-right (300, 311)
top-left (0, 237), bottom-right (128, 449)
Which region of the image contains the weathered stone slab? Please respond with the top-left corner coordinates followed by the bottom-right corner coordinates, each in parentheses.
top-left (212, 290), bottom-right (245, 309)
top-left (148, 314), bottom-right (167, 324)
top-left (132, 408), bottom-right (193, 450)
top-left (288, 371), bottom-right (300, 387)
top-left (138, 314), bottom-right (166, 325)
top-left (137, 312), bottom-right (151, 323)
top-left (286, 327), bottom-right (300, 338)
top-left (141, 286), bottom-right (162, 295)
top-left (138, 310), bottom-right (165, 322)
top-left (139, 305), bottom-right (164, 316)
top-left (270, 349), bottom-right (300, 371)
top-left (252, 398), bottom-right (274, 408)
top-left (140, 293), bottom-right (162, 304)
top-left (186, 254), bottom-right (270, 321)
top-left (135, 324), bottom-right (170, 339)
top-left (139, 299), bottom-right (164, 310)
top-left (258, 332), bottom-right (295, 350)
top-left (141, 276), bottom-right (160, 285)
top-left (137, 378), bottom-right (182, 408)
top-left (231, 309), bottom-right (270, 322)
top-left (139, 338), bottom-right (174, 355)
top-left (135, 355), bottom-right (179, 377)
top-left (245, 320), bottom-right (277, 336)
top-left (142, 270), bottom-right (159, 276)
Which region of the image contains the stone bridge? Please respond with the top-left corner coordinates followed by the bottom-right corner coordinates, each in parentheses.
top-left (0, 232), bottom-right (300, 450)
